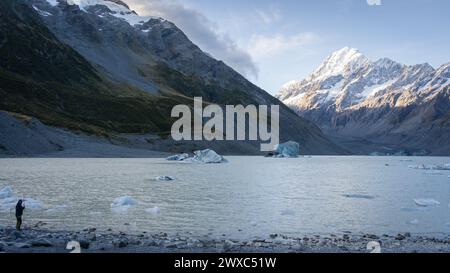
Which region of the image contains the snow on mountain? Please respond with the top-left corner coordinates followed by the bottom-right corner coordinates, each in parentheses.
top-left (277, 47), bottom-right (449, 111)
top-left (277, 47), bottom-right (450, 155)
top-left (309, 47), bottom-right (369, 81)
top-left (44, 0), bottom-right (159, 28)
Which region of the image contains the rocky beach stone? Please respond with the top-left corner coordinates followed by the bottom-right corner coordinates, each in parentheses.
top-left (31, 238), bottom-right (53, 247)
top-left (0, 225), bottom-right (449, 253)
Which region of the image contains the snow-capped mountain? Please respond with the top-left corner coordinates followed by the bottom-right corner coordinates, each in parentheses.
top-left (277, 47), bottom-right (450, 155)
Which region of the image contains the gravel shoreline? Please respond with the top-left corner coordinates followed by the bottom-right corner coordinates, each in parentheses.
top-left (1, 222), bottom-right (450, 253)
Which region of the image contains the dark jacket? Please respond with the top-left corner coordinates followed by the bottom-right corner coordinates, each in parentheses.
top-left (15, 201), bottom-right (25, 217)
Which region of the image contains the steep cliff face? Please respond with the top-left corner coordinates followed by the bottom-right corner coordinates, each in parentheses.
top-left (0, 0), bottom-right (346, 155)
top-left (278, 47), bottom-right (450, 155)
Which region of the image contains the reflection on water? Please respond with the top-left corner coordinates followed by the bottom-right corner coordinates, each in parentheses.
top-left (0, 156), bottom-right (449, 238)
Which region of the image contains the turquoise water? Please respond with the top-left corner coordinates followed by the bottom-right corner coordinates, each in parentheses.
top-left (0, 156), bottom-right (449, 239)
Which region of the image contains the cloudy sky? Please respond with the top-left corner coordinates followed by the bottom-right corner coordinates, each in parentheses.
top-left (126, 0), bottom-right (450, 94)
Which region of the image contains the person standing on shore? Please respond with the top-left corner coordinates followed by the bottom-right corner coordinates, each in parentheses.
top-left (15, 200), bottom-right (25, 230)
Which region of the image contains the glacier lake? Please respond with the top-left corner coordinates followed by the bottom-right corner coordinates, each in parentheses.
top-left (0, 156), bottom-right (449, 239)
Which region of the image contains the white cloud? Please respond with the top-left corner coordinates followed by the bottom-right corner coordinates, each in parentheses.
top-left (248, 33), bottom-right (318, 59)
top-left (255, 8), bottom-right (281, 24)
top-left (125, 0), bottom-right (258, 79)
top-left (367, 0), bottom-right (382, 6)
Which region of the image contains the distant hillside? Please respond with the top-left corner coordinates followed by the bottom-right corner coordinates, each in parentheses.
top-left (0, 0), bottom-right (346, 155)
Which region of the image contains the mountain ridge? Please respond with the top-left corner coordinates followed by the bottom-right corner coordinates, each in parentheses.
top-left (0, 0), bottom-right (347, 156)
top-left (277, 47), bottom-right (450, 155)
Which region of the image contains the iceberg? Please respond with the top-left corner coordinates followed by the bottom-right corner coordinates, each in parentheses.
top-left (0, 186), bottom-right (43, 210)
top-left (156, 176), bottom-right (175, 181)
top-left (414, 198), bottom-right (440, 207)
top-left (166, 153), bottom-right (190, 161)
top-left (111, 196), bottom-right (138, 212)
top-left (409, 164), bottom-right (450, 171)
top-left (274, 141), bottom-right (300, 158)
top-left (343, 193), bottom-right (375, 200)
top-left (22, 198), bottom-right (43, 209)
top-left (0, 186), bottom-right (13, 199)
top-left (191, 149), bottom-right (226, 164)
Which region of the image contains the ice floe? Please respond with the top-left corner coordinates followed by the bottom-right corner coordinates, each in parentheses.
top-left (0, 186), bottom-right (13, 199)
top-left (145, 207), bottom-right (161, 214)
top-left (111, 196), bottom-right (138, 212)
top-left (274, 141), bottom-right (300, 158)
top-left (155, 176), bottom-right (175, 181)
top-left (166, 150), bottom-right (227, 163)
top-left (343, 193), bottom-right (375, 200)
top-left (408, 219), bottom-right (419, 225)
top-left (191, 149), bottom-right (227, 163)
top-left (409, 164), bottom-right (450, 171)
top-left (414, 198), bottom-right (440, 207)
top-left (0, 186), bottom-right (43, 211)
top-left (166, 153), bottom-right (189, 161)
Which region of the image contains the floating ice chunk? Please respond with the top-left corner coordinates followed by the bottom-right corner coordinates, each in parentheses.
top-left (0, 186), bottom-right (43, 210)
top-left (343, 193), bottom-right (375, 200)
top-left (111, 196), bottom-right (137, 207)
top-left (0, 197), bottom-right (18, 211)
top-left (274, 141), bottom-right (300, 158)
top-left (191, 149), bottom-right (226, 164)
top-left (156, 176), bottom-right (175, 181)
top-left (167, 153), bottom-right (190, 161)
top-left (111, 196), bottom-right (138, 212)
top-left (414, 198), bottom-right (440, 207)
top-left (145, 207), bottom-right (161, 214)
top-left (409, 164), bottom-right (450, 171)
top-left (22, 198), bottom-right (43, 210)
top-left (0, 186), bottom-right (13, 199)
top-left (408, 164), bottom-right (426, 170)
top-left (408, 219), bottom-right (419, 225)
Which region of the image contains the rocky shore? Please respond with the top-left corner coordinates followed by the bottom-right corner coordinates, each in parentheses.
top-left (1, 223), bottom-right (449, 253)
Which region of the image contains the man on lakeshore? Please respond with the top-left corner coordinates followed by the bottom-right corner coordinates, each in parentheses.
top-left (15, 199), bottom-right (25, 230)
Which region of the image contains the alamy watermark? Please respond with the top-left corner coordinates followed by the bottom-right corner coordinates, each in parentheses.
top-left (171, 97), bottom-right (279, 152)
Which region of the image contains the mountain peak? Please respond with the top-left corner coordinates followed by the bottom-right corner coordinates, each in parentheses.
top-left (105, 0), bottom-right (129, 9)
top-left (42, 0), bottom-right (161, 28)
top-left (331, 47), bottom-right (361, 57)
top-left (63, 0), bottom-right (131, 11)
top-left (309, 47), bottom-right (369, 81)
